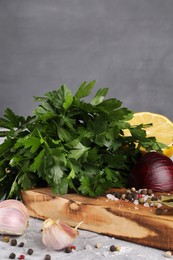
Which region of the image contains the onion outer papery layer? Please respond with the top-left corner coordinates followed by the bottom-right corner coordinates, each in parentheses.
top-left (129, 152), bottom-right (173, 192)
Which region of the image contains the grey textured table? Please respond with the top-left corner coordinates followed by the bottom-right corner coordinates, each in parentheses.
top-left (0, 217), bottom-right (171, 260)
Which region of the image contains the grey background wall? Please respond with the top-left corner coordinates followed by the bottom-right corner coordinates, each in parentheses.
top-left (0, 0), bottom-right (173, 120)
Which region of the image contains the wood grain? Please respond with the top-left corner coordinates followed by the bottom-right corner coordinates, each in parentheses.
top-left (21, 188), bottom-right (173, 251)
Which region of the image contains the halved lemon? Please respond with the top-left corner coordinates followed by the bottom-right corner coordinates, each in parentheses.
top-left (125, 112), bottom-right (173, 157)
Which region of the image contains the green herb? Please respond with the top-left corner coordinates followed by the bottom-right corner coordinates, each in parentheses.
top-left (0, 81), bottom-right (164, 199)
top-left (159, 195), bottom-right (173, 208)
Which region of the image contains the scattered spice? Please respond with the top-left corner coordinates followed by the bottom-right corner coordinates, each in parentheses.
top-left (109, 244), bottom-right (121, 252)
top-left (18, 255), bottom-right (25, 259)
top-left (2, 236), bottom-right (10, 243)
top-left (18, 242), bottom-right (24, 247)
top-left (9, 253), bottom-right (16, 259)
top-left (125, 193), bottom-right (133, 201)
top-left (107, 187), bottom-right (165, 210)
top-left (110, 245), bottom-right (116, 252)
top-left (137, 194), bottom-right (143, 199)
top-left (10, 239), bottom-right (17, 246)
top-left (138, 198), bottom-right (145, 204)
top-left (141, 189), bottom-right (147, 195)
top-left (121, 194), bottom-right (126, 200)
top-left (70, 245), bottom-right (76, 250)
top-left (164, 251), bottom-right (172, 258)
top-left (27, 248), bottom-right (34, 255)
top-left (151, 196), bottom-right (158, 201)
top-left (115, 245), bottom-right (121, 252)
top-left (44, 254), bottom-right (51, 260)
top-left (64, 246), bottom-right (72, 253)
top-left (107, 187), bottom-right (173, 215)
top-left (147, 189), bottom-right (153, 195)
top-left (114, 192), bottom-right (122, 199)
top-left (95, 242), bottom-right (102, 248)
top-left (155, 208), bottom-right (163, 215)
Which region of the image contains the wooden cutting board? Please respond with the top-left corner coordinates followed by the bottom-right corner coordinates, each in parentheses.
top-left (21, 187), bottom-right (173, 251)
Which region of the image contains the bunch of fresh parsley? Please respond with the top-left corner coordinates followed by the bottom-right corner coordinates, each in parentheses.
top-left (0, 81), bottom-right (164, 199)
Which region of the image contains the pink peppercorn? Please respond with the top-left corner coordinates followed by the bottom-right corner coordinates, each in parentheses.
top-left (70, 245), bottom-right (76, 250)
top-left (18, 255), bottom-right (25, 259)
top-left (137, 194), bottom-right (143, 199)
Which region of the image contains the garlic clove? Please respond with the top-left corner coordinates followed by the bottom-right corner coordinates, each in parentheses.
top-left (0, 199), bottom-right (30, 220)
top-left (42, 219), bottom-right (79, 250)
top-left (0, 207), bottom-right (28, 235)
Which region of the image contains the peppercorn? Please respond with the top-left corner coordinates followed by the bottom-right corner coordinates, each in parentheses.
top-left (2, 236), bottom-right (10, 243)
top-left (164, 251), bottom-right (172, 258)
top-left (151, 196), bottom-right (158, 201)
top-left (147, 189), bottom-right (153, 195)
top-left (27, 248), bottom-right (34, 255)
top-left (64, 246), bottom-right (72, 253)
top-left (18, 255), bottom-right (25, 259)
top-left (95, 242), bottom-right (102, 248)
top-left (70, 245), bottom-right (76, 250)
top-left (141, 189), bottom-right (147, 195)
top-left (44, 254), bottom-right (51, 260)
top-left (137, 194), bottom-right (143, 199)
top-left (114, 192), bottom-right (122, 199)
top-left (110, 245), bottom-right (116, 252)
top-left (18, 242), bottom-right (24, 247)
top-left (10, 238), bottom-right (17, 246)
top-left (131, 191), bottom-right (138, 200)
top-left (155, 208), bottom-right (163, 215)
top-left (125, 193), bottom-right (133, 201)
top-left (131, 187), bottom-right (136, 192)
top-left (121, 193), bottom-right (126, 200)
top-left (115, 245), bottom-right (121, 251)
top-left (9, 253), bottom-right (16, 259)
top-left (157, 194), bottom-right (162, 200)
top-left (138, 198), bottom-right (145, 204)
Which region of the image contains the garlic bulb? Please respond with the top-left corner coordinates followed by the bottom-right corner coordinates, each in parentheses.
top-left (0, 199), bottom-right (29, 235)
top-left (42, 219), bottom-right (79, 250)
top-left (0, 199), bottom-right (30, 220)
top-left (0, 207), bottom-right (28, 235)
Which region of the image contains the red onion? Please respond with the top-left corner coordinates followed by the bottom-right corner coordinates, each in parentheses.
top-left (128, 152), bottom-right (173, 192)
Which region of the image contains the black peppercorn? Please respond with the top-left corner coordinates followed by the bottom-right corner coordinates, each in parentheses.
top-left (10, 239), bottom-right (17, 246)
top-left (44, 254), bottom-right (51, 260)
top-left (9, 252), bottom-right (16, 259)
top-left (125, 193), bottom-right (133, 201)
top-left (155, 208), bottom-right (163, 215)
top-left (110, 245), bottom-right (116, 252)
top-left (27, 248), bottom-right (34, 255)
top-left (18, 242), bottom-right (24, 247)
top-left (64, 246), bottom-right (72, 253)
top-left (151, 196), bottom-right (158, 201)
top-left (131, 191), bottom-right (138, 200)
top-left (114, 192), bottom-right (122, 199)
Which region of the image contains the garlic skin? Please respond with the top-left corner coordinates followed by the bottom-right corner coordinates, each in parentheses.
top-left (42, 219), bottom-right (79, 250)
top-left (0, 199), bottom-right (30, 220)
top-left (0, 199), bottom-right (29, 235)
top-left (0, 207), bottom-right (28, 235)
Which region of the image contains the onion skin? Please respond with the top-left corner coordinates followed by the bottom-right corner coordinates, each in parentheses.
top-left (128, 152), bottom-right (173, 192)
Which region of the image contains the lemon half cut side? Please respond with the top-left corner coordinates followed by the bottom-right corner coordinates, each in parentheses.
top-left (125, 112), bottom-right (173, 157)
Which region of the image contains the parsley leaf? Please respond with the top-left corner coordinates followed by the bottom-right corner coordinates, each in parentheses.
top-left (0, 81), bottom-right (163, 199)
